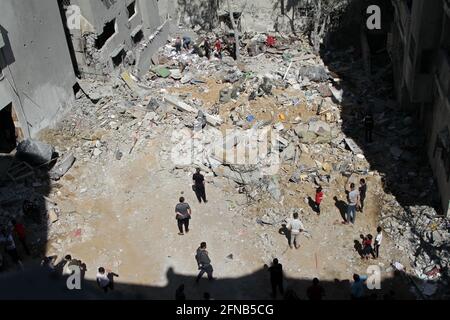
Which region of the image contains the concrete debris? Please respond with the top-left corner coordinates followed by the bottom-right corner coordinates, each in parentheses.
top-left (49, 152), bottom-right (76, 181)
top-left (16, 139), bottom-right (55, 166)
top-left (164, 94), bottom-right (223, 127)
top-left (298, 65), bottom-right (329, 82)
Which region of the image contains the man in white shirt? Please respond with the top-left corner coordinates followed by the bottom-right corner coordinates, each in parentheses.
top-left (374, 226), bottom-right (383, 258)
top-left (286, 212), bottom-right (304, 249)
top-left (346, 183), bottom-right (360, 224)
top-left (96, 267), bottom-right (118, 293)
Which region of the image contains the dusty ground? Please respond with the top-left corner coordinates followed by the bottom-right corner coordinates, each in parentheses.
top-left (38, 109), bottom-right (414, 299)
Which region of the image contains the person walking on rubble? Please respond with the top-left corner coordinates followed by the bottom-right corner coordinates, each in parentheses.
top-left (175, 36), bottom-right (182, 54)
top-left (345, 183), bottom-right (360, 225)
top-left (183, 36), bottom-right (192, 50)
top-left (363, 111), bottom-right (374, 143)
top-left (214, 38), bottom-right (223, 59)
top-left (192, 168), bottom-right (208, 204)
top-left (175, 197), bottom-right (191, 235)
top-left (204, 38), bottom-right (211, 60)
top-left (358, 179), bottom-right (367, 212)
top-left (286, 212), bottom-right (304, 249)
top-left (195, 242), bottom-right (214, 283)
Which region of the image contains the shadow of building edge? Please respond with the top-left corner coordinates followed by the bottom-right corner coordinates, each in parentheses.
top-left (0, 265), bottom-right (424, 300)
top-left (0, 153), bottom-right (51, 272)
top-left (318, 0), bottom-right (440, 212)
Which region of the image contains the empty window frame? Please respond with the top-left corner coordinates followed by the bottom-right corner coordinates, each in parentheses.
top-left (95, 19), bottom-right (116, 50)
top-left (127, 1), bottom-right (137, 20)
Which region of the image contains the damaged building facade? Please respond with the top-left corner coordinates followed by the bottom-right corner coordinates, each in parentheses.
top-left (62, 0), bottom-right (169, 78)
top-left (0, 0), bottom-right (168, 147)
top-left (0, 0), bottom-right (77, 149)
top-left (388, 0), bottom-right (450, 215)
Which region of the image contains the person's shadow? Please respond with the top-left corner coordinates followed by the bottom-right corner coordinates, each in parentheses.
top-left (333, 196), bottom-right (348, 221)
top-left (279, 224), bottom-right (291, 247)
top-left (307, 196), bottom-right (319, 214)
top-left (354, 240), bottom-right (364, 258)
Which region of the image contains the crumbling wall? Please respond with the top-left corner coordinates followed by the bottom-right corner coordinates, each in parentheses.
top-left (0, 0), bottom-right (77, 138)
top-left (68, 0), bottom-right (167, 77)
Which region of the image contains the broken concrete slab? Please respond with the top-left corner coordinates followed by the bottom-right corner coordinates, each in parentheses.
top-left (78, 80), bottom-right (113, 103)
top-left (344, 138), bottom-right (364, 155)
top-left (298, 65), bottom-right (329, 82)
top-left (163, 94), bottom-right (223, 127)
top-left (49, 152), bottom-right (76, 181)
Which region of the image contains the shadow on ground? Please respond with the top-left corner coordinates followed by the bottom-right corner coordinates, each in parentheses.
top-left (319, 0), bottom-right (440, 212)
top-left (0, 153), bottom-right (51, 272)
top-left (0, 264), bottom-right (424, 300)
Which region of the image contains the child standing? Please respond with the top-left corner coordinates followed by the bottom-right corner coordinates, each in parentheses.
top-left (374, 227), bottom-right (383, 258)
top-left (315, 187), bottom-right (324, 215)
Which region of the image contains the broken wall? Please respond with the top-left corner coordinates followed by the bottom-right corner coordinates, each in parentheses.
top-left (0, 0), bottom-right (77, 138)
top-left (68, 0), bottom-right (167, 77)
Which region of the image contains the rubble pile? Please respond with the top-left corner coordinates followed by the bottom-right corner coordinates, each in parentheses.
top-left (380, 195), bottom-right (450, 283)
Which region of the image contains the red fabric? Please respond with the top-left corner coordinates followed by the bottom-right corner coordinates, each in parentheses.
top-left (315, 192), bottom-right (324, 204)
top-left (215, 40), bottom-right (222, 52)
top-left (14, 223), bottom-right (26, 239)
top-left (266, 36), bottom-right (276, 47)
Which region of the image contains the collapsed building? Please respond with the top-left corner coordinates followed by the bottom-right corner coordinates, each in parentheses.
top-left (0, 0), bottom-right (168, 148)
top-left (387, 0), bottom-right (450, 215)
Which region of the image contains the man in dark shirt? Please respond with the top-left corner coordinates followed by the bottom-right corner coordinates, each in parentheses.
top-left (195, 242), bottom-right (214, 283)
top-left (359, 178), bottom-right (367, 212)
top-left (193, 168), bottom-right (207, 204)
top-left (307, 278), bottom-right (325, 300)
top-left (175, 197), bottom-right (191, 235)
top-left (268, 258), bottom-right (284, 299)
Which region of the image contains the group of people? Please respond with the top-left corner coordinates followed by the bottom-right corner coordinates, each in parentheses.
top-left (344, 178), bottom-right (367, 225)
top-left (41, 254), bottom-right (118, 293)
top-left (0, 218), bottom-right (31, 271)
top-left (358, 227), bottom-right (383, 260)
top-left (174, 35), bottom-right (236, 60)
